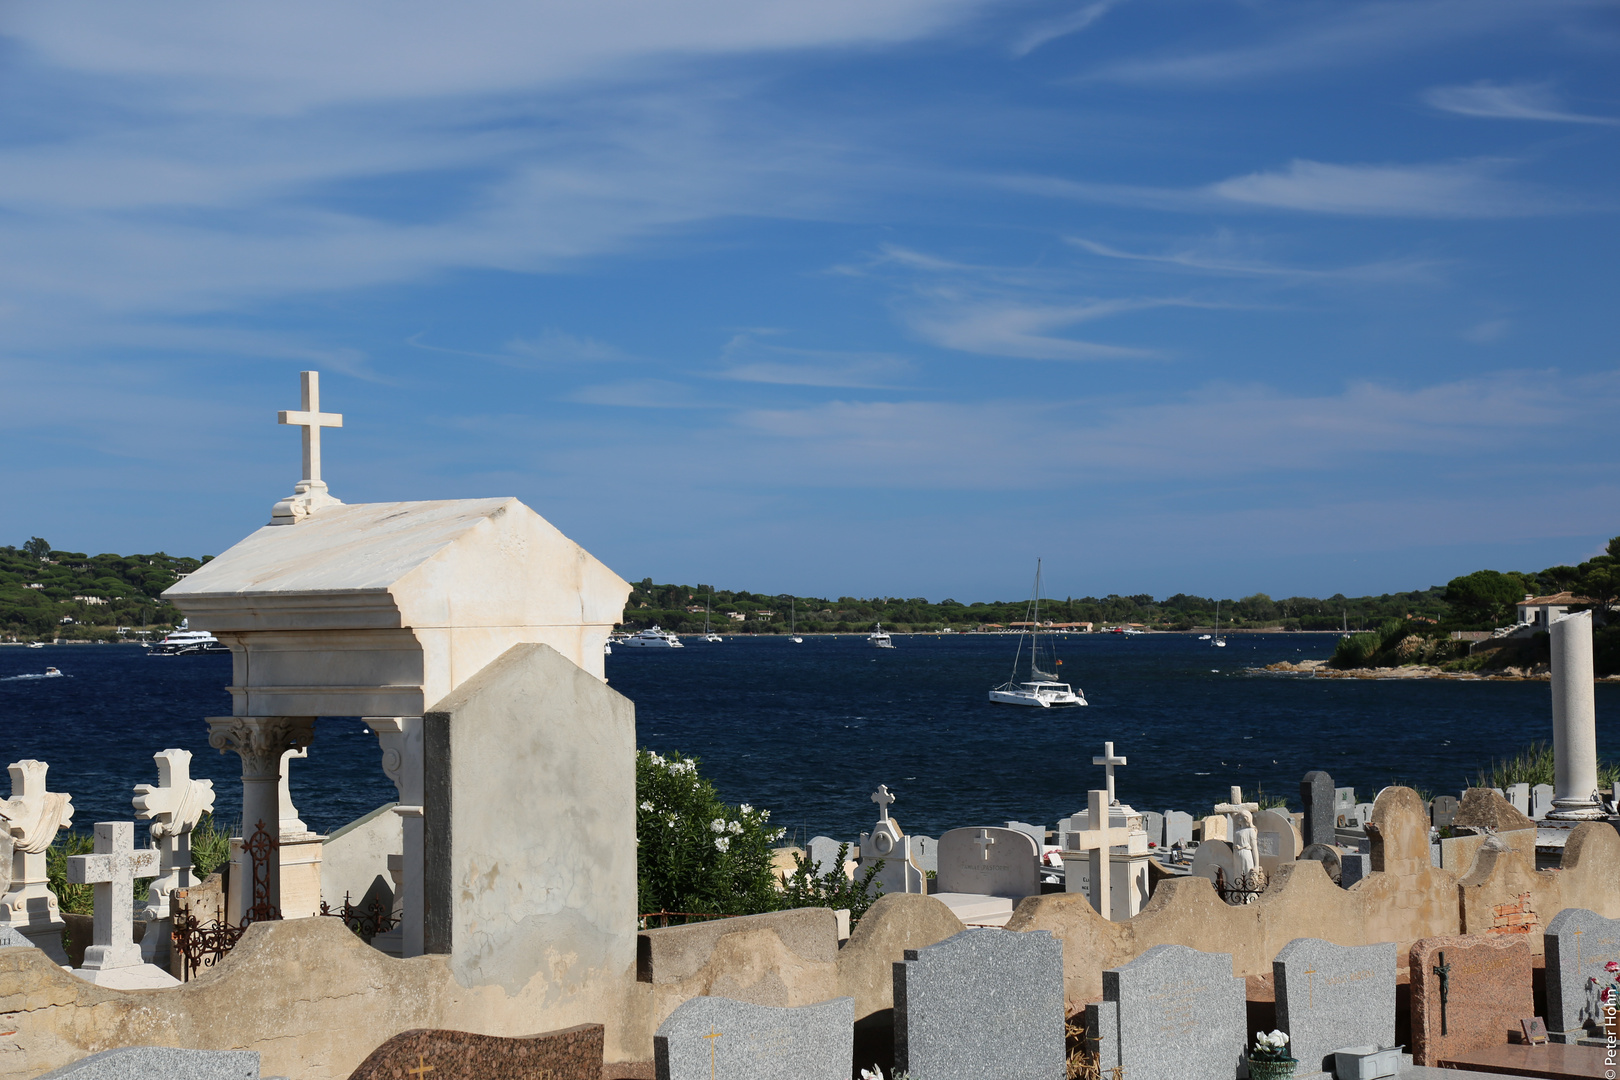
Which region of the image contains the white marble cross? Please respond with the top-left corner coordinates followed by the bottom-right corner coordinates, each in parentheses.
top-left (67, 822), bottom-right (158, 973)
top-left (972, 828), bottom-right (996, 860)
top-left (1093, 741), bottom-right (1127, 806)
top-left (1067, 789), bottom-right (1131, 920)
top-left (131, 749), bottom-right (215, 918)
top-left (0, 759), bottom-right (75, 934)
top-left (278, 370), bottom-right (343, 485)
top-left (871, 784), bottom-right (895, 823)
top-left (1214, 785), bottom-right (1259, 816)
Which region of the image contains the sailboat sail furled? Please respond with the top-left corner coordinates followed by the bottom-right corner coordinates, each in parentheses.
top-left (989, 559), bottom-right (1086, 708)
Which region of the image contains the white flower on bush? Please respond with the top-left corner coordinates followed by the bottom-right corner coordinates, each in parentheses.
top-left (714, 836), bottom-right (731, 853)
top-left (670, 760), bottom-right (695, 775)
top-left (710, 818), bottom-right (728, 834)
top-left (738, 803), bottom-right (753, 815)
top-left (665, 815), bottom-right (678, 828)
top-left (639, 801), bottom-right (653, 812)
top-left (727, 821), bottom-right (743, 836)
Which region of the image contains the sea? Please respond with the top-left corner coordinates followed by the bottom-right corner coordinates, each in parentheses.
top-left (2, 634), bottom-right (1614, 848)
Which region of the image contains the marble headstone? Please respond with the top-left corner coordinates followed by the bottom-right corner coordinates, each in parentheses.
top-left (1530, 784), bottom-right (1555, 821)
top-left (1163, 810), bottom-right (1194, 849)
top-left (1274, 938), bottom-right (1397, 1077)
top-left (1430, 795), bottom-right (1459, 828)
top-left (0, 925), bottom-right (37, 950)
top-left (1409, 935), bottom-right (1533, 1067)
top-left (33, 1047), bottom-right (258, 1079)
top-left (912, 835), bottom-right (938, 874)
top-left (934, 827), bottom-right (1040, 899)
top-left (1253, 808), bottom-right (1298, 875)
top-left (895, 928), bottom-right (1064, 1080)
top-left (1088, 943), bottom-right (1246, 1080)
top-left (1504, 783), bottom-right (1530, 818)
top-left (1300, 770), bottom-right (1334, 849)
top-left (349, 1025), bottom-right (603, 1080)
top-left (1544, 908), bottom-right (1620, 1043)
top-left (1003, 821), bottom-right (1046, 848)
top-left (806, 836), bottom-right (846, 875)
top-left (655, 996), bottom-right (853, 1080)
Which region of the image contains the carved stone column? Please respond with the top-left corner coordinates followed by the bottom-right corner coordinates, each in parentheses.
top-left (207, 717), bottom-right (314, 912)
top-left (1549, 611), bottom-right (1604, 821)
top-left (371, 716), bottom-right (424, 957)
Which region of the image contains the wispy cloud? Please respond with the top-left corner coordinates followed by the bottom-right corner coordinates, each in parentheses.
top-left (903, 295), bottom-right (1170, 360)
top-left (1463, 318), bottom-right (1512, 343)
top-left (1207, 159), bottom-right (1569, 218)
top-left (1424, 80), bottom-right (1619, 124)
top-left (1066, 235), bottom-right (1439, 283)
top-left (715, 336), bottom-right (914, 388)
top-left (1010, 1), bottom-right (1120, 57)
top-left (568, 379), bottom-right (717, 409)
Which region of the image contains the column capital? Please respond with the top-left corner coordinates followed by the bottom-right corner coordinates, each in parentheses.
top-left (207, 717), bottom-right (315, 780)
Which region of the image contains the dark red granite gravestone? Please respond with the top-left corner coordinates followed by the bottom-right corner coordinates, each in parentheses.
top-left (346, 1024), bottom-right (603, 1080)
top-left (1409, 935), bottom-right (1533, 1067)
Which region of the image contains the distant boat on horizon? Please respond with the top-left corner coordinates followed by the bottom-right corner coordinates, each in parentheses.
top-left (988, 559), bottom-right (1086, 708)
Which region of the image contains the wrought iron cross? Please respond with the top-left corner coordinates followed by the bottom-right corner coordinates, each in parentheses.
top-left (1433, 950), bottom-right (1452, 1036)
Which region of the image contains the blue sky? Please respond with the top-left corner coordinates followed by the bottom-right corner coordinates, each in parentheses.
top-left (2, 0), bottom-right (1616, 602)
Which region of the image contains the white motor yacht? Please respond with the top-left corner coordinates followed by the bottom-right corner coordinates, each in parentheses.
top-left (150, 620), bottom-right (228, 656)
top-left (868, 623), bottom-right (894, 648)
top-left (989, 559), bottom-right (1086, 708)
top-left (621, 625), bottom-right (684, 648)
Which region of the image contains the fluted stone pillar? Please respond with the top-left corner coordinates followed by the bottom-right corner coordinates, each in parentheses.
top-left (207, 717), bottom-right (315, 912)
top-left (372, 716), bottom-right (424, 957)
top-left (1548, 611), bottom-right (1603, 821)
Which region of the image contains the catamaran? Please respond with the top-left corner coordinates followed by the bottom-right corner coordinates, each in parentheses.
top-left (702, 590), bottom-right (723, 642)
top-left (790, 598), bottom-right (802, 643)
top-left (1212, 601), bottom-right (1226, 648)
top-left (989, 559), bottom-right (1086, 708)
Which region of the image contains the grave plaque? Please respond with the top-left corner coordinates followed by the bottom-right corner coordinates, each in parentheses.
top-left (934, 827), bottom-right (1039, 898)
top-left (1142, 811), bottom-right (1165, 848)
top-left (1274, 938), bottom-right (1397, 1077)
top-left (1410, 935), bottom-right (1533, 1066)
top-left (1340, 852), bottom-right (1371, 889)
top-left (1431, 795), bottom-right (1459, 828)
top-left (349, 1025), bottom-right (603, 1080)
top-left (1544, 908), bottom-right (1620, 1043)
top-left (1164, 810), bottom-right (1194, 849)
top-left (895, 928), bottom-right (1064, 1080)
top-left (1300, 770), bottom-right (1335, 849)
top-left (655, 996), bottom-right (852, 1080)
top-left (1088, 943), bottom-right (1246, 1080)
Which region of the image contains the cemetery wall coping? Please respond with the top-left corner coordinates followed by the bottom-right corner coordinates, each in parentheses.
top-left (1452, 787), bottom-right (1536, 832)
top-left (637, 907), bottom-right (838, 985)
top-left (0, 912), bottom-right (648, 1080)
top-left (833, 894), bottom-right (964, 1023)
top-left (1456, 821), bottom-right (1620, 949)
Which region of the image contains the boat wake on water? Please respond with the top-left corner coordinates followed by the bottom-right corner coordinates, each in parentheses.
top-left (3, 668), bottom-right (65, 681)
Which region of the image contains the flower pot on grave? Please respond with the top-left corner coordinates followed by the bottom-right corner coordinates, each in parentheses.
top-left (1246, 1058), bottom-right (1297, 1080)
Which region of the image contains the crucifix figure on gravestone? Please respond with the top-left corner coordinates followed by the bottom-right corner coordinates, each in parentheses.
top-left (1433, 950), bottom-right (1452, 1037)
top-left (271, 369), bottom-right (345, 525)
top-left (67, 822), bottom-right (160, 975)
top-left (1093, 742), bottom-right (1127, 806)
top-left (1069, 789), bottom-right (1131, 920)
top-left (871, 784), bottom-right (896, 823)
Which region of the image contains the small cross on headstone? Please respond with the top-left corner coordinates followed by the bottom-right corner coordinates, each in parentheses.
top-left (1093, 741), bottom-right (1127, 805)
top-left (1068, 789), bottom-right (1132, 920)
top-left (871, 784), bottom-right (896, 822)
top-left (271, 370), bottom-right (345, 524)
top-left (407, 1053), bottom-right (435, 1078)
top-left (972, 828), bottom-right (996, 860)
top-left (66, 821), bottom-right (159, 973)
top-left (703, 1026), bottom-right (723, 1080)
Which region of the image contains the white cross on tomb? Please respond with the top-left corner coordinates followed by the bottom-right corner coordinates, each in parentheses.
top-left (278, 370), bottom-right (343, 485)
top-left (1214, 785), bottom-right (1259, 817)
top-left (1067, 789), bottom-right (1132, 920)
top-left (972, 828), bottom-right (996, 860)
top-left (67, 821), bottom-right (159, 973)
top-left (1092, 741), bottom-right (1127, 806)
top-left (871, 784), bottom-right (896, 822)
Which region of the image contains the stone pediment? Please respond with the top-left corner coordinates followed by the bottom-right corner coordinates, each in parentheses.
top-left (165, 498), bottom-right (629, 716)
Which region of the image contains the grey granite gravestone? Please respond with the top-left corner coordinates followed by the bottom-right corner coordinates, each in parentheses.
top-left (1544, 907), bottom-right (1620, 1043)
top-left (1087, 942), bottom-right (1246, 1080)
top-left (1300, 770), bottom-right (1335, 849)
top-left (1530, 783), bottom-right (1555, 820)
top-left (912, 835), bottom-right (937, 874)
top-left (807, 836), bottom-right (846, 875)
top-left (1504, 782), bottom-right (1530, 817)
top-left (1340, 852), bottom-right (1371, 888)
top-left (1430, 795), bottom-right (1458, 828)
top-left (0, 925), bottom-right (38, 950)
top-left (1142, 811), bottom-right (1165, 848)
top-left (895, 928), bottom-right (1064, 1080)
top-left (1274, 938), bottom-right (1397, 1077)
top-left (1164, 810), bottom-right (1194, 849)
top-left (654, 995), bottom-right (853, 1080)
top-left (33, 1047), bottom-right (259, 1079)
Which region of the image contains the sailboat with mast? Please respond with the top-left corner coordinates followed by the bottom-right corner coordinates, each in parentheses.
top-left (702, 589), bottom-right (723, 643)
top-left (988, 559), bottom-right (1087, 708)
top-left (790, 598), bottom-right (802, 643)
top-left (1212, 600), bottom-right (1226, 647)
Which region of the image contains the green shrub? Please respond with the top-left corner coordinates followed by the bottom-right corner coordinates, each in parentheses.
top-left (636, 749), bottom-right (785, 918)
top-left (45, 831), bottom-right (96, 914)
top-left (778, 843), bottom-right (885, 927)
top-left (1330, 632), bottom-right (1379, 669)
top-left (1478, 740), bottom-right (1620, 790)
top-left (189, 812), bottom-right (233, 879)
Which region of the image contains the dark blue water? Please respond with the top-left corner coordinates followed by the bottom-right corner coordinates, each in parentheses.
top-left (3, 636), bottom-right (1614, 845)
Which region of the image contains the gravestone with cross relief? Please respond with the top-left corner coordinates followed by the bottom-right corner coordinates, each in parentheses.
top-left (654, 995), bottom-right (853, 1080)
top-left (856, 784), bottom-right (924, 896)
top-left (1409, 934), bottom-right (1533, 1066)
top-left (1274, 938), bottom-right (1396, 1077)
top-left (932, 827), bottom-right (1041, 926)
top-left (67, 821), bottom-right (180, 988)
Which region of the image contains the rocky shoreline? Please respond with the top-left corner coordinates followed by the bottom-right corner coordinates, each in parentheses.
top-left (1249, 658), bottom-right (1620, 682)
